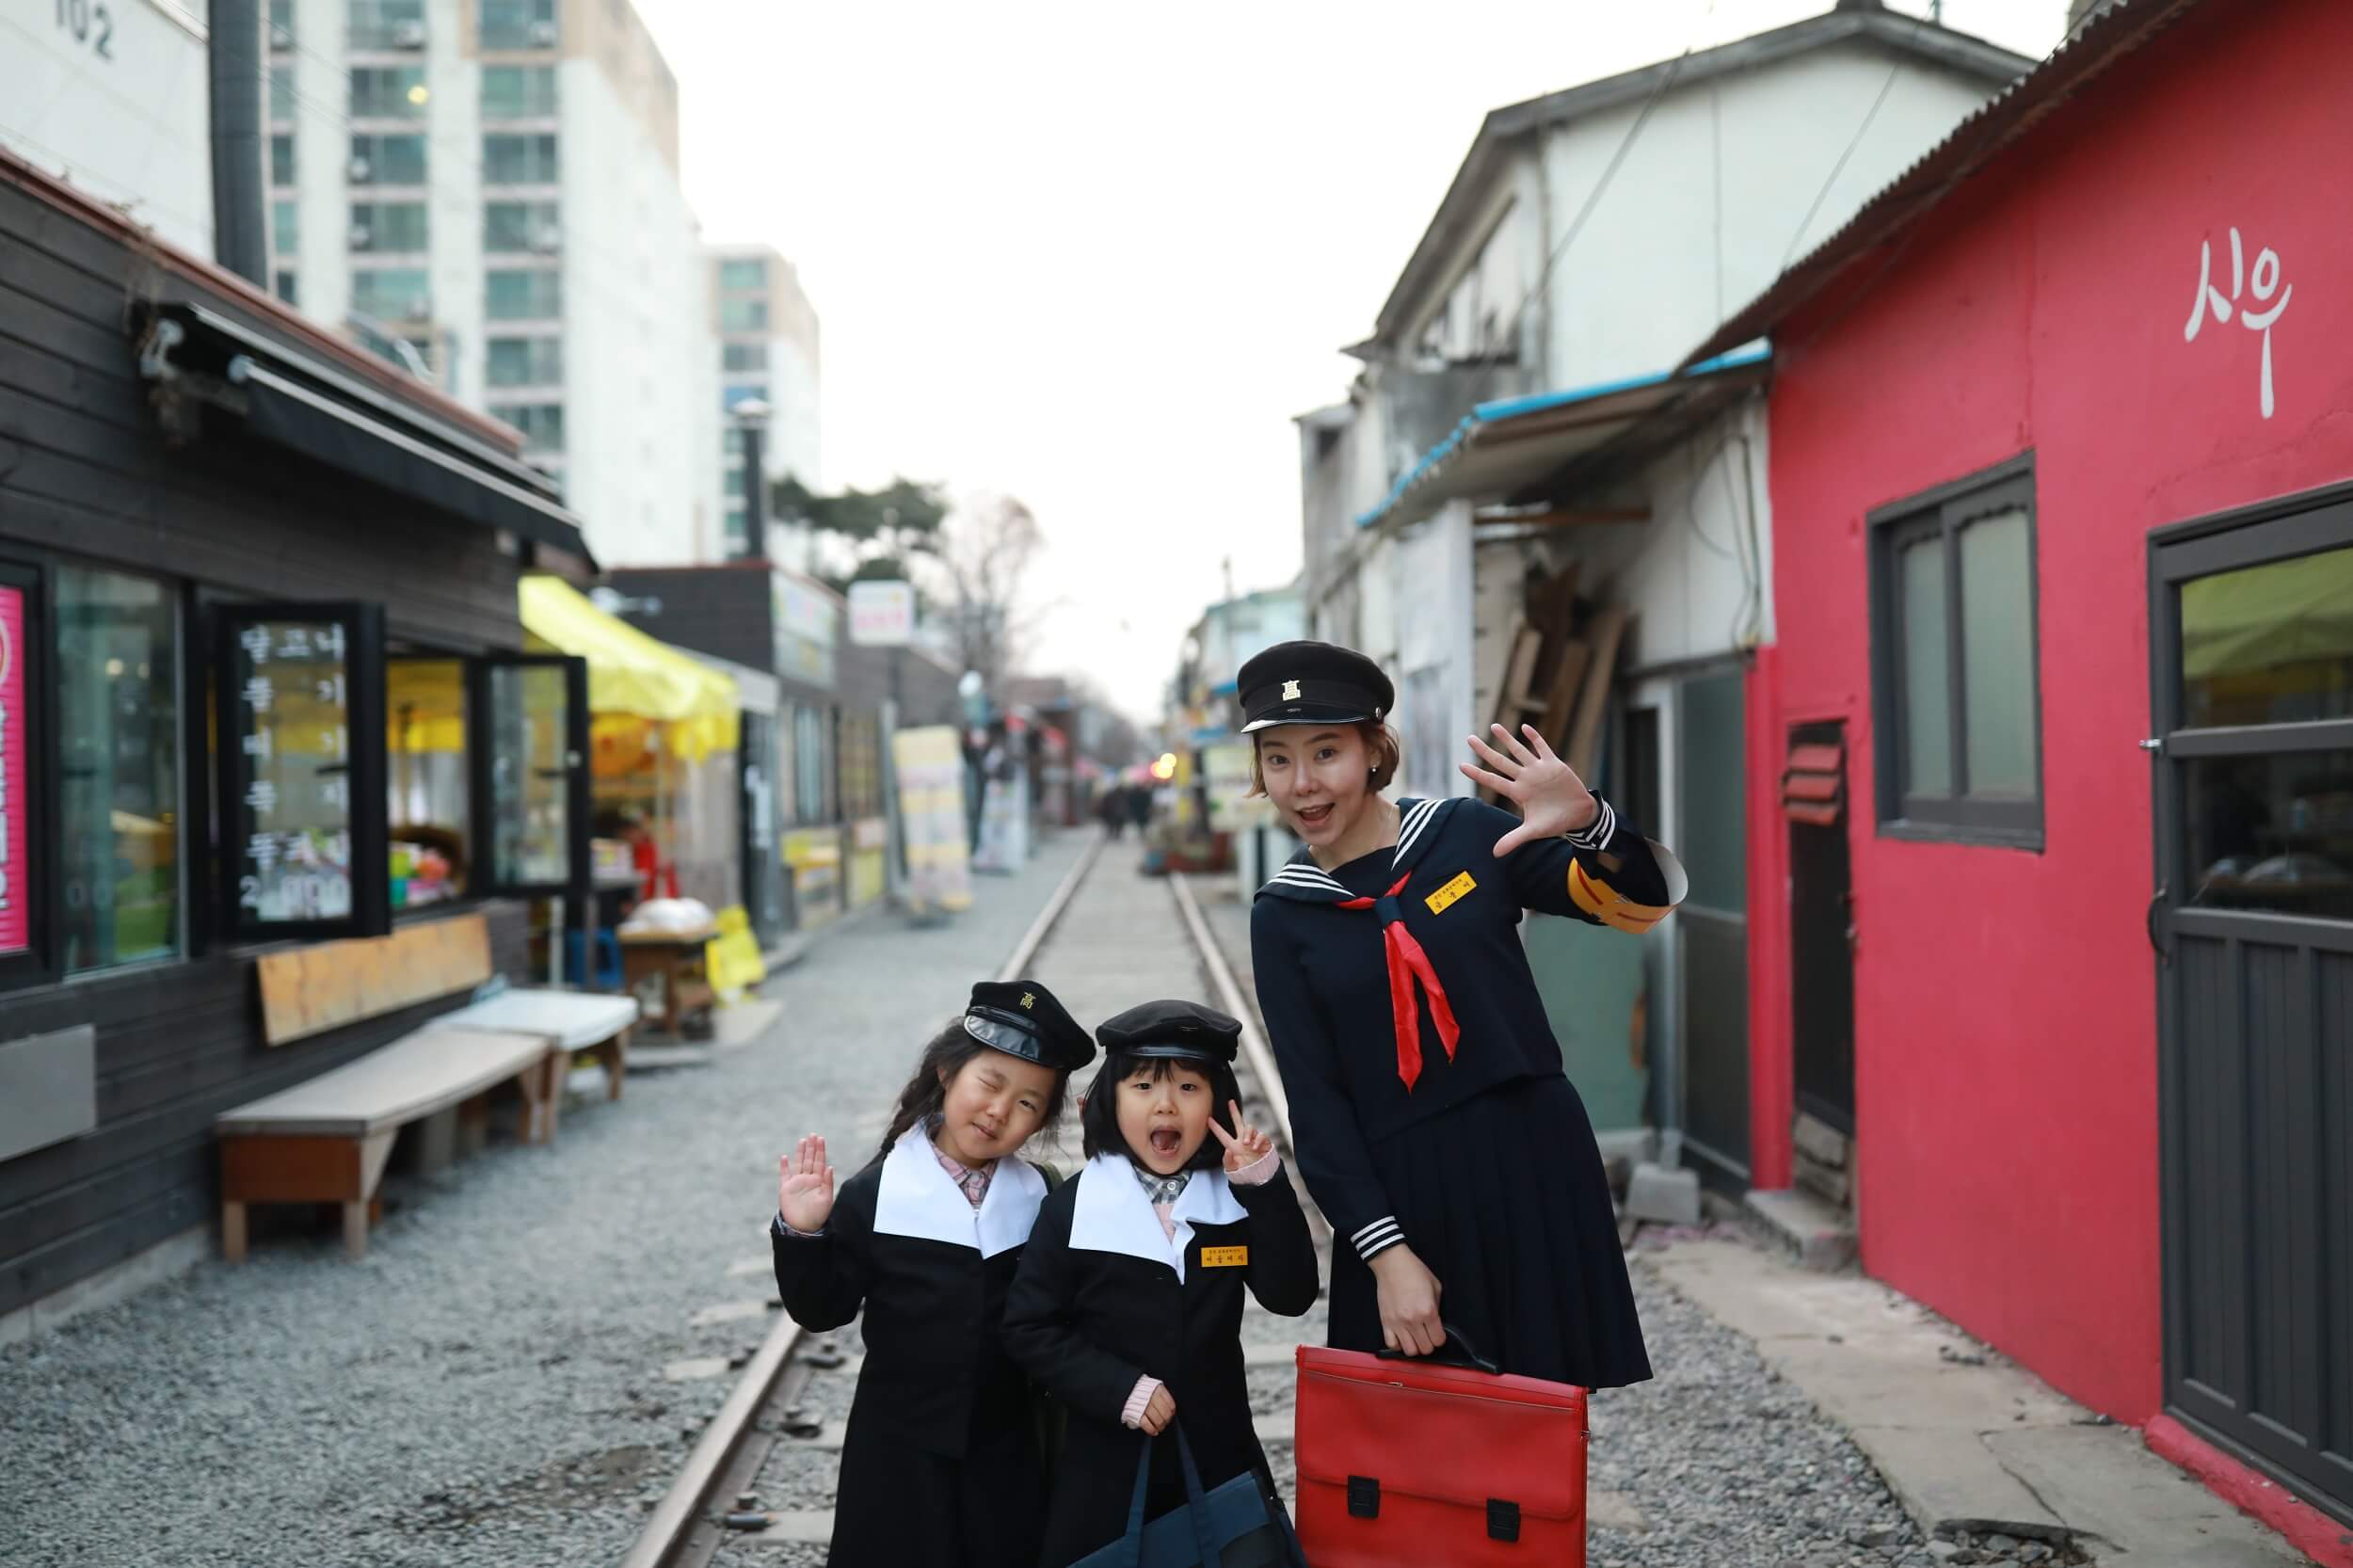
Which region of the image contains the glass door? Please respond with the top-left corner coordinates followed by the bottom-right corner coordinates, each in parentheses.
top-left (469, 654), bottom-right (589, 896)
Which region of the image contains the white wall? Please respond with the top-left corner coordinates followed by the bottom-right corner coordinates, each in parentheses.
top-left (556, 56), bottom-right (711, 566)
top-left (1537, 44), bottom-right (1998, 388)
top-left (0, 0), bottom-right (214, 256)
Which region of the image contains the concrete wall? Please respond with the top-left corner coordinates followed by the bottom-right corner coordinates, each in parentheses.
top-left (0, 0), bottom-right (214, 257)
top-left (1535, 43), bottom-right (2001, 390)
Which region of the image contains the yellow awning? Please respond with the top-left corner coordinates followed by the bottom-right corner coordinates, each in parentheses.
top-left (519, 576), bottom-right (740, 760)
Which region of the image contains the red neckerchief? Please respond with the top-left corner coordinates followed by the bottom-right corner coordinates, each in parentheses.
top-left (1255, 797), bottom-right (1459, 1091)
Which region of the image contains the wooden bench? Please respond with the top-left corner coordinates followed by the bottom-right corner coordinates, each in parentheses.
top-left (425, 989), bottom-right (638, 1142)
top-left (216, 1027), bottom-right (559, 1262)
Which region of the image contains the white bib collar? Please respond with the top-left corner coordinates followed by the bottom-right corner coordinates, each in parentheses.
top-left (1067, 1151), bottom-right (1244, 1283)
top-left (872, 1123), bottom-right (1047, 1259)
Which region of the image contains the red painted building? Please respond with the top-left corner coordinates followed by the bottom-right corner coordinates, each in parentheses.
top-left (1688, 0), bottom-right (2352, 1534)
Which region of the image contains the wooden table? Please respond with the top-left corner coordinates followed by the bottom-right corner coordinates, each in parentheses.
top-left (618, 928), bottom-right (716, 1035)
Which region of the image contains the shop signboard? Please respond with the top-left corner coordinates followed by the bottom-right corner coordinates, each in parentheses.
top-left (848, 581), bottom-right (916, 648)
top-left (1201, 741), bottom-right (1255, 835)
top-left (0, 584), bottom-right (26, 954)
top-left (773, 572), bottom-right (838, 691)
top-left (891, 726), bottom-right (973, 915)
top-left (219, 604), bottom-right (389, 939)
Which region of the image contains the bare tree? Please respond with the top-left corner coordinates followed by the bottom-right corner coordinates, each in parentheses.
top-left (924, 493), bottom-right (1051, 692)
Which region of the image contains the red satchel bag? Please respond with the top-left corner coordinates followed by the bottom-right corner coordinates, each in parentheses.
top-left (1293, 1328), bottom-right (1589, 1567)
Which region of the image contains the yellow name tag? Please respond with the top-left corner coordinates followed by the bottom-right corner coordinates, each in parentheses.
top-left (1198, 1245), bottom-right (1249, 1269)
top-left (1424, 871), bottom-right (1478, 915)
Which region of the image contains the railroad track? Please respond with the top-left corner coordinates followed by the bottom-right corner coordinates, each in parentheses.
top-left (620, 839), bottom-right (1309, 1568)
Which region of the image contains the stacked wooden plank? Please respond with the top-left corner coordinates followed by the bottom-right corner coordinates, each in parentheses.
top-left (1481, 563), bottom-right (1631, 798)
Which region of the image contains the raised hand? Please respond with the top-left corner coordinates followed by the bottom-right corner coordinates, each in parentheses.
top-left (776, 1134), bottom-right (837, 1234)
top-left (1207, 1100), bottom-right (1276, 1174)
top-left (1461, 723), bottom-right (1599, 856)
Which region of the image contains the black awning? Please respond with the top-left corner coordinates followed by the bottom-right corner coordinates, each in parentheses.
top-left (138, 301), bottom-right (592, 563)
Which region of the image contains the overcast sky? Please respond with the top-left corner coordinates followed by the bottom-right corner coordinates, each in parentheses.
top-left (640, 0), bottom-right (2067, 719)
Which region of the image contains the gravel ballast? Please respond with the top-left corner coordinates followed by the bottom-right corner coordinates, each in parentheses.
top-left (0, 838), bottom-right (1085, 1568)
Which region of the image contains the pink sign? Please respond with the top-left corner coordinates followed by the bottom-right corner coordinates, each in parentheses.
top-left (0, 585), bottom-right (24, 954)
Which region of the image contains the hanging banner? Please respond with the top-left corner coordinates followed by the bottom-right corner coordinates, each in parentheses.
top-left (891, 726), bottom-right (973, 915)
top-left (0, 585), bottom-right (26, 955)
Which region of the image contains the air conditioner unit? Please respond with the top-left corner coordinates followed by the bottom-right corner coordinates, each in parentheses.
top-left (527, 19), bottom-right (557, 44)
top-left (530, 225), bottom-right (562, 254)
top-left (392, 19), bottom-right (427, 47)
top-left (348, 156), bottom-right (374, 182)
top-left (349, 224), bottom-right (375, 248)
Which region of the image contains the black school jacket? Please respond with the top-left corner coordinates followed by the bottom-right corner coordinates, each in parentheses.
top-left (1002, 1154), bottom-right (1319, 1565)
top-left (770, 1125), bottom-right (1051, 1459)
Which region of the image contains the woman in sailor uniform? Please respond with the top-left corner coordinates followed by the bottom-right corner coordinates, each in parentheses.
top-left (1240, 640), bottom-right (1686, 1390)
top-left (1002, 1000), bottom-right (1318, 1567)
top-left (771, 979), bottom-right (1096, 1568)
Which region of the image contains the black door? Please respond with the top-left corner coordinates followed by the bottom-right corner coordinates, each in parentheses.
top-left (1789, 720), bottom-right (1856, 1136)
top-left (2151, 494), bottom-right (2353, 1527)
top-left (1678, 670), bottom-right (1751, 1182)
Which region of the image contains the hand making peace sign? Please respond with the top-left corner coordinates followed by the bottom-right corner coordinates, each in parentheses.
top-left (1207, 1100), bottom-right (1277, 1174)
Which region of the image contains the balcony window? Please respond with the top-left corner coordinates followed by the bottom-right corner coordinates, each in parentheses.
top-left (484, 200), bottom-right (560, 254)
top-left (489, 402), bottom-right (565, 455)
top-left (481, 66), bottom-right (557, 119)
top-left (348, 201), bottom-right (428, 254)
top-left (485, 336), bottom-right (564, 388)
top-left (269, 66), bottom-right (296, 125)
top-left (271, 200), bottom-right (298, 255)
top-left (270, 134), bottom-right (296, 187)
top-left (347, 0), bottom-right (426, 51)
top-left (351, 267), bottom-right (432, 323)
top-left (485, 268), bottom-right (561, 321)
top-left (273, 269), bottom-right (299, 306)
top-left (269, 0), bottom-right (295, 49)
top-left (718, 258), bottom-right (766, 292)
top-left (483, 133), bottom-right (559, 185)
top-left (722, 342), bottom-right (768, 372)
top-left (480, 0), bottom-right (557, 50)
top-left (348, 133), bottom-right (427, 185)
top-left (350, 67), bottom-right (428, 120)
top-left (719, 296), bottom-right (768, 332)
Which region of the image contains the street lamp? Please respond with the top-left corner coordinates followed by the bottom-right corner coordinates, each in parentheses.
top-left (731, 397), bottom-right (772, 562)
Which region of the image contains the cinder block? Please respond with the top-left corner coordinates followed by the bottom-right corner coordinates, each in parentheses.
top-left (1625, 1161), bottom-right (1702, 1226)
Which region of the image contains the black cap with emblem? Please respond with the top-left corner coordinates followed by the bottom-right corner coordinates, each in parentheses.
top-left (1096, 999), bottom-right (1242, 1066)
top-left (1235, 640), bottom-right (1395, 734)
top-left (964, 979), bottom-right (1096, 1071)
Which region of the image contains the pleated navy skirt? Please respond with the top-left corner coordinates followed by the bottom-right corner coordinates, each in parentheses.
top-left (1326, 1072), bottom-right (1652, 1388)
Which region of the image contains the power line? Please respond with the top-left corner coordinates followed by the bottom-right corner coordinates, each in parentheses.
top-left (1778, 56), bottom-right (1902, 273)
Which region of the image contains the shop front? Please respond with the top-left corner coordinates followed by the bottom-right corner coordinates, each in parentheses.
top-left (0, 150), bottom-right (603, 1321)
top-left (1681, 0), bottom-right (2352, 1531)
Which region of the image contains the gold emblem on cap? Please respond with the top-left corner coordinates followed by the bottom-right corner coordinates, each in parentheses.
top-left (1282, 680), bottom-right (1302, 701)
top-left (1020, 992), bottom-right (1035, 1009)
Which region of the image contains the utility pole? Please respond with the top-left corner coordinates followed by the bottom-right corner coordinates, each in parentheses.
top-left (209, 0), bottom-right (267, 284)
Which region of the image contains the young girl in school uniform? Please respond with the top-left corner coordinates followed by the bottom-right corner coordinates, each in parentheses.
top-left (769, 978), bottom-right (1096, 1568)
top-left (1003, 1000), bottom-right (1319, 1567)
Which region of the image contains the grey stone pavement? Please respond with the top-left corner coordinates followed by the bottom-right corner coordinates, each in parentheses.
top-left (0, 831), bottom-right (1088, 1568)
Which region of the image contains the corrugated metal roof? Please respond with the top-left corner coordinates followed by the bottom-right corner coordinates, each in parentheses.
top-left (1681, 0), bottom-right (2211, 367)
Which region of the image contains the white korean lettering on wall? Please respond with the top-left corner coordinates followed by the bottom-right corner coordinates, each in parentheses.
top-left (2185, 227), bottom-right (2293, 419)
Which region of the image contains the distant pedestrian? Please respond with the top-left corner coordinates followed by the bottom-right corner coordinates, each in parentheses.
top-left (1097, 784), bottom-right (1127, 840)
top-left (1126, 782), bottom-right (1151, 834)
top-left (770, 981), bottom-right (1096, 1568)
top-left (1003, 1001), bottom-right (1317, 1566)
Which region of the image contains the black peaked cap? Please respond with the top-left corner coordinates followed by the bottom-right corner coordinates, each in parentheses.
top-left (965, 979), bottom-right (1096, 1072)
top-left (1235, 640), bottom-right (1394, 734)
top-left (1096, 999), bottom-right (1242, 1067)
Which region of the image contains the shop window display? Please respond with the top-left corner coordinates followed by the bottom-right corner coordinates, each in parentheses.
top-left (387, 659), bottom-right (468, 908)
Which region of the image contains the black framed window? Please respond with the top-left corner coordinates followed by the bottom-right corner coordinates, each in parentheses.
top-left (1869, 455), bottom-right (2043, 846)
top-left (217, 604), bottom-right (390, 940)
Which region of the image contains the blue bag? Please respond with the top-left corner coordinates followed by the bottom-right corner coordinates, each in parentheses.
top-left (1064, 1426), bottom-right (1308, 1568)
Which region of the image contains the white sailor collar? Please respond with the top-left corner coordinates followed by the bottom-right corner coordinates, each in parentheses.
top-left (1256, 795), bottom-right (1459, 904)
top-left (1068, 1152), bottom-right (1245, 1283)
top-left (872, 1123), bottom-right (1048, 1259)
